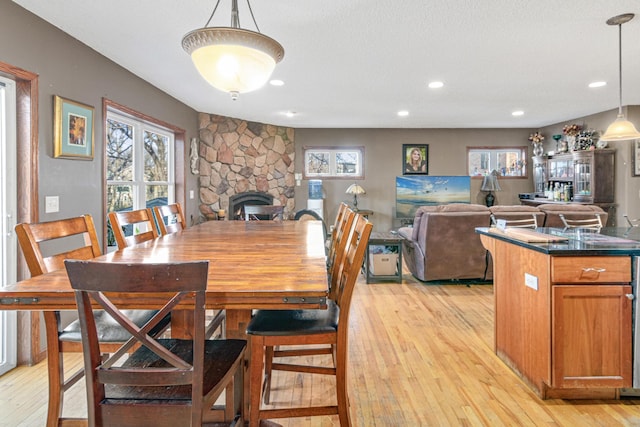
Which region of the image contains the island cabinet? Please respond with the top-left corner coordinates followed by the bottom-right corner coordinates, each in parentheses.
top-left (550, 256), bottom-right (632, 395)
top-left (482, 233), bottom-right (633, 400)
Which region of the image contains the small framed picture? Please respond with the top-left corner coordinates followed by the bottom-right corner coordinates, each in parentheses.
top-left (633, 140), bottom-right (640, 177)
top-left (53, 95), bottom-right (95, 160)
top-left (402, 144), bottom-right (428, 175)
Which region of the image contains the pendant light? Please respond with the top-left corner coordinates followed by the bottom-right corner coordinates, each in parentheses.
top-left (182, 0), bottom-right (284, 100)
top-left (600, 13), bottom-right (640, 142)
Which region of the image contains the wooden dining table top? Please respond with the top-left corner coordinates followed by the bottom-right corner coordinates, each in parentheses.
top-left (0, 219), bottom-right (329, 311)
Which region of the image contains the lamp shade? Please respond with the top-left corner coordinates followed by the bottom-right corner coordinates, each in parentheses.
top-left (345, 184), bottom-right (366, 195)
top-left (183, 27), bottom-right (284, 95)
top-left (599, 113), bottom-right (640, 141)
top-left (600, 13), bottom-right (640, 142)
top-left (480, 174), bottom-right (501, 192)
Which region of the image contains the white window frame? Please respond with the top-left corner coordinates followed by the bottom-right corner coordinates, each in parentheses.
top-left (467, 146), bottom-right (528, 178)
top-left (106, 109), bottom-right (175, 217)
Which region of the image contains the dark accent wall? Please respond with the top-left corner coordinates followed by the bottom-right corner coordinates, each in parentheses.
top-left (1, 1), bottom-right (200, 244)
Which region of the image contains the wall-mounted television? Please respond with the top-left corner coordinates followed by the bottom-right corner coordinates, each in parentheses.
top-left (396, 176), bottom-right (471, 219)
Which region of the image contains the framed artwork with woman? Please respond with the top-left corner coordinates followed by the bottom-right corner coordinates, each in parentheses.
top-left (402, 144), bottom-right (428, 175)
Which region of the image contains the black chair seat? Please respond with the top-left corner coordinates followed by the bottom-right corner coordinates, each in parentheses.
top-left (246, 300), bottom-right (339, 336)
top-left (107, 339), bottom-right (247, 400)
top-left (60, 310), bottom-right (169, 342)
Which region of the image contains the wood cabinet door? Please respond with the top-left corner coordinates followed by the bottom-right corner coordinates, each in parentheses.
top-left (552, 284), bottom-right (632, 389)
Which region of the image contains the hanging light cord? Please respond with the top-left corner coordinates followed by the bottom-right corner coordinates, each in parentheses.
top-left (616, 22), bottom-right (623, 115)
top-left (203, 0), bottom-right (261, 32)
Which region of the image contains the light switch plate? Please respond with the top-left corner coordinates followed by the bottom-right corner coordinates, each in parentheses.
top-left (45, 196), bottom-right (59, 213)
top-left (524, 273), bottom-right (538, 290)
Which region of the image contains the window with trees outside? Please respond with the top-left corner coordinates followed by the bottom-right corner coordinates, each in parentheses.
top-left (106, 110), bottom-right (175, 247)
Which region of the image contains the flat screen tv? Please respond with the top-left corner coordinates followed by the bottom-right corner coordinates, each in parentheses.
top-left (396, 175), bottom-right (471, 219)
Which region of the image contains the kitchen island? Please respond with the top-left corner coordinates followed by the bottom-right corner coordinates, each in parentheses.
top-left (478, 226), bottom-right (640, 399)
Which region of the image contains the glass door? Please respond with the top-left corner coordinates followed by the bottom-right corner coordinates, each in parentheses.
top-left (573, 153), bottom-right (593, 203)
top-left (0, 77), bottom-right (17, 376)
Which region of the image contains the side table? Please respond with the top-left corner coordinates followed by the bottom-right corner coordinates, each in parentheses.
top-left (364, 231), bottom-right (403, 284)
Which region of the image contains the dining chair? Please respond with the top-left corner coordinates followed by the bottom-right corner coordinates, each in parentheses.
top-left (64, 260), bottom-right (246, 427)
top-left (244, 205), bottom-right (284, 221)
top-left (490, 213), bottom-right (538, 229)
top-left (153, 202), bottom-right (186, 235)
top-left (246, 214), bottom-right (372, 426)
top-left (326, 205), bottom-right (355, 279)
top-left (559, 213), bottom-right (604, 230)
top-left (14, 215), bottom-right (166, 427)
top-left (108, 208), bottom-right (159, 248)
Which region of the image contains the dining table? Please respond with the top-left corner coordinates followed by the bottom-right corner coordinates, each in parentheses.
top-left (1, 219), bottom-right (330, 335)
top-left (0, 219), bottom-right (330, 424)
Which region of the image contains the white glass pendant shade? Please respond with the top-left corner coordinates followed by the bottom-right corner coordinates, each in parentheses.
top-left (601, 13), bottom-right (639, 141)
top-left (600, 113), bottom-right (640, 141)
top-left (183, 27), bottom-right (284, 95)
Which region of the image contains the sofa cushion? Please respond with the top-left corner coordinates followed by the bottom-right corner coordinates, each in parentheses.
top-left (411, 204), bottom-right (489, 240)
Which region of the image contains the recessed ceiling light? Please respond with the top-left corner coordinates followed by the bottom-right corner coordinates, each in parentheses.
top-left (397, 110), bottom-right (409, 117)
top-left (284, 111), bottom-right (296, 118)
top-left (270, 79), bottom-right (285, 86)
top-left (428, 81), bottom-right (444, 89)
top-left (512, 110), bottom-right (524, 117)
top-left (588, 81), bottom-right (607, 88)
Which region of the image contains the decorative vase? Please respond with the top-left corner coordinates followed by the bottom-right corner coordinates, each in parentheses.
top-left (566, 135), bottom-right (577, 151)
top-left (532, 142), bottom-right (544, 156)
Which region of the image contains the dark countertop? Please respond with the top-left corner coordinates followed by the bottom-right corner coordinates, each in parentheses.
top-left (476, 226), bottom-right (640, 256)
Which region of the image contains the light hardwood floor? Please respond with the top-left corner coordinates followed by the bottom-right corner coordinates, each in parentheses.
top-left (3, 272), bottom-right (640, 426)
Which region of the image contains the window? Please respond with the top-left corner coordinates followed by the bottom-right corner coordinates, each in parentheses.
top-left (106, 110), bottom-right (175, 244)
top-left (303, 146), bottom-right (364, 179)
top-left (467, 146), bottom-right (527, 178)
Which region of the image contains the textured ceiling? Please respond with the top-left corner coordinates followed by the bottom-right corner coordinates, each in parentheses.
top-left (12, 0), bottom-right (640, 129)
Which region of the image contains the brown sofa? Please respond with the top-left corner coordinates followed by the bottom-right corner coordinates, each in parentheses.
top-left (397, 203), bottom-right (608, 283)
top-left (398, 204), bottom-right (491, 282)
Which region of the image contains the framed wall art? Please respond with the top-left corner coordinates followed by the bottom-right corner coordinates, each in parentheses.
top-left (402, 144), bottom-right (428, 175)
top-left (54, 95), bottom-right (95, 160)
top-left (303, 146), bottom-right (364, 179)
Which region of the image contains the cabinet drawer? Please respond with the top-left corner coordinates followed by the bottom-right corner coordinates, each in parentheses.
top-left (551, 256), bottom-right (630, 283)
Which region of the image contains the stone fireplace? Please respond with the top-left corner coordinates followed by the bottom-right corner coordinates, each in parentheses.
top-left (196, 114), bottom-right (295, 221)
top-left (228, 191), bottom-right (274, 220)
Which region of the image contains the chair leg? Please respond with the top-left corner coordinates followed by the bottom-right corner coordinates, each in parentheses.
top-left (335, 343), bottom-right (352, 427)
top-left (249, 335), bottom-right (266, 427)
top-left (43, 312), bottom-right (63, 427)
top-left (263, 346), bottom-right (274, 404)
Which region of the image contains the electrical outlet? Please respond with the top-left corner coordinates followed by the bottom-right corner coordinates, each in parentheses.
top-left (189, 190), bottom-right (194, 199)
top-left (45, 196), bottom-right (59, 213)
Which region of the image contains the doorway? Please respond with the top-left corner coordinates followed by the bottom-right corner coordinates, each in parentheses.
top-left (0, 76), bottom-right (17, 376)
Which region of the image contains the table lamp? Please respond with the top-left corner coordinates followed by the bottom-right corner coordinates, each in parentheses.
top-left (346, 183), bottom-right (366, 210)
top-left (480, 171), bottom-right (501, 207)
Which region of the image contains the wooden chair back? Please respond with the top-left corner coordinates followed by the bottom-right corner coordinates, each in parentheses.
top-left (15, 214), bottom-right (102, 275)
top-left (153, 203), bottom-right (186, 235)
top-left (327, 209), bottom-right (356, 299)
top-left (108, 208), bottom-right (159, 248)
top-left (64, 260), bottom-right (245, 426)
top-left (244, 205), bottom-right (284, 221)
top-left (333, 214), bottom-right (373, 319)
